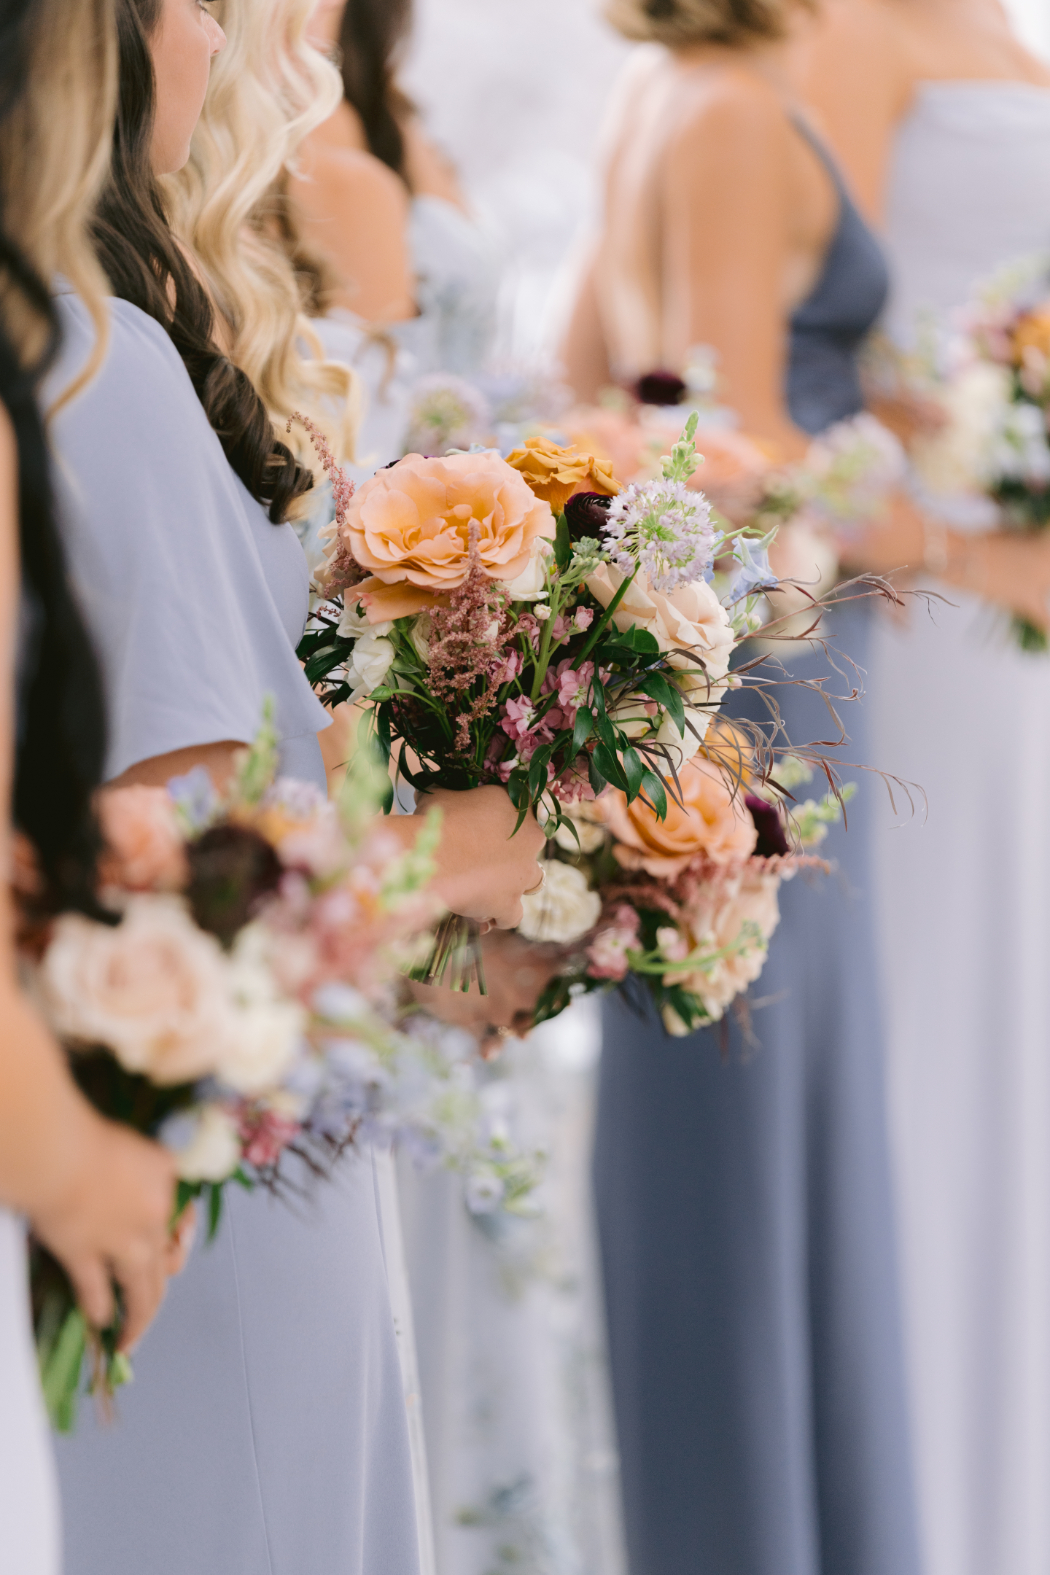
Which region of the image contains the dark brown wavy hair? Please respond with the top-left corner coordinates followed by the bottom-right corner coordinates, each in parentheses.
top-left (337, 0), bottom-right (415, 185)
top-left (92, 0), bottom-right (312, 523)
top-left (0, 0), bottom-right (109, 912)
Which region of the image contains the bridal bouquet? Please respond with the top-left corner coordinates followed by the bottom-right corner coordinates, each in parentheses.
top-left (517, 748), bottom-right (848, 1034)
top-left (23, 716), bottom-right (535, 1430)
top-left (297, 413), bottom-right (771, 844)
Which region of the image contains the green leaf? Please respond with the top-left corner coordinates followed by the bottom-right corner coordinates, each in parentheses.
top-left (639, 671), bottom-right (685, 732)
top-left (528, 745), bottom-right (554, 801)
top-left (40, 1305), bottom-right (86, 1434)
top-left (572, 707), bottom-right (594, 754)
top-left (505, 771), bottom-right (528, 810)
top-left (554, 510), bottom-right (572, 572)
top-left (622, 747), bottom-right (646, 801)
top-left (207, 1183), bottom-right (224, 1242)
top-left (593, 741), bottom-right (628, 791)
top-left (641, 768), bottom-right (668, 821)
top-left (588, 753), bottom-right (608, 796)
top-left (594, 708), bottom-right (618, 749)
top-left (612, 625), bottom-right (661, 654)
top-left (556, 812), bottom-right (581, 849)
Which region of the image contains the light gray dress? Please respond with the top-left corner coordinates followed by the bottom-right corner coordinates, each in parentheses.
top-left (47, 290), bottom-right (422, 1575)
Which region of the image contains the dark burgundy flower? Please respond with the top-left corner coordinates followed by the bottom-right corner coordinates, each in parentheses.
top-left (564, 490), bottom-right (612, 540)
top-left (186, 825), bottom-right (283, 947)
top-left (635, 370), bottom-right (687, 407)
top-left (745, 794), bottom-right (790, 859)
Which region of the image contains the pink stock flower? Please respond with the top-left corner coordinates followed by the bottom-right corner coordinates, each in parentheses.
top-left (550, 659), bottom-right (593, 720)
top-left (587, 905), bottom-right (640, 981)
top-left (239, 1104), bottom-right (302, 1169)
top-left (573, 606), bottom-right (594, 632)
top-left (501, 696), bottom-right (541, 741)
top-left (97, 786), bottom-right (188, 892)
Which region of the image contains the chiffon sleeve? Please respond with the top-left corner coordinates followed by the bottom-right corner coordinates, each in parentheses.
top-left (46, 292), bottom-right (330, 785)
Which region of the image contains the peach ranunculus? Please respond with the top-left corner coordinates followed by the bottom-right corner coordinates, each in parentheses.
top-left (585, 563), bottom-right (736, 748)
top-left (343, 450), bottom-right (556, 623)
top-left (669, 867), bottom-right (782, 1026)
top-left (97, 785), bottom-right (188, 891)
top-left (39, 895), bottom-right (234, 1086)
top-left (505, 435), bottom-right (621, 515)
top-left (599, 755), bottom-right (757, 878)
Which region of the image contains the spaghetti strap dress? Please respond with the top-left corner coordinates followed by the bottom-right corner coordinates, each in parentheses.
top-left (592, 122), bottom-right (921, 1575)
top-left (46, 289), bottom-right (422, 1575)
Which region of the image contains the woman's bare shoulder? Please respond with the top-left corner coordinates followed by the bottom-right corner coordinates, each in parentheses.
top-left (668, 66), bottom-right (791, 172)
top-left (292, 135), bottom-right (410, 224)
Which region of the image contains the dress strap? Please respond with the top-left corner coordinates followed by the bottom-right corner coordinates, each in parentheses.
top-left (787, 110), bottom-right (848, 195)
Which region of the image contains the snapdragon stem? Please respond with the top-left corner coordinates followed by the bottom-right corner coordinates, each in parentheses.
top-left (528, 584), bottom-right (565, 703)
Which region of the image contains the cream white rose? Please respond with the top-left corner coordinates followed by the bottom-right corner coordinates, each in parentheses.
top-left (337, 602), bottom-right (392, 641)
top-left (165, 1105), bottom-right (241, 1183)
top-left (214, 926), bottom-right (305, 1096)
top-left (347, 630), bottom-right (396, 700)
top-left (518, 860), bottom-right (602, 944)
top-left (654, 712), bottom-right (703, 767)
top-left (38, 896), bottom-right (234, 1087)
top-left (499, 537), bottom-right (553, 602)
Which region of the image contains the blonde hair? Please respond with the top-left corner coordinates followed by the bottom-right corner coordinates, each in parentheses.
top-left (606, 0), bottom-right (800, 48)
top-left (0, 0), bottom-right (116, 402)
top-left (162, 0), bottom-right (361, 467)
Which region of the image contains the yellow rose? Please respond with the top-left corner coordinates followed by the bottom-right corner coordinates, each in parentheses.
top-left (1012, 308), bottom-right (1050, 365)
top-left (342, 451), bottom-right (556, 623)
top-left (505, 435), bottom-right (621, 515)
top-left (598, 755), bottom-right (757, 878)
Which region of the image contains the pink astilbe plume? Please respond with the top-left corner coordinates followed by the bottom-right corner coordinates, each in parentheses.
top-left (427, 523), bottom-right (517, 756)
top-left (288, 412), bottom-right (363, 596)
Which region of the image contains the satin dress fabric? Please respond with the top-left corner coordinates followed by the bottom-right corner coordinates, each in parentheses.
top-left (870, 81), bottom-right (1050, 1575)
top-left (593, 123), bottom-right (922, 1575)
top-left (0, 1211), bottom-right (61, 1575)
top-left (46, 290), bottom-right (421, 1575)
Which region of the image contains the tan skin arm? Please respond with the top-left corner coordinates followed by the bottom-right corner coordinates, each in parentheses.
top-left (0, 411), bottom-right (177, 1350)
top-left (660, 74), bottom-right (810, 453)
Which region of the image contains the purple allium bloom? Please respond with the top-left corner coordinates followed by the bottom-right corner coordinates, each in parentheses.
top-left (602, 478), bottom-right (715, 591)
top-left (635, 369), bottom-right (687, 406)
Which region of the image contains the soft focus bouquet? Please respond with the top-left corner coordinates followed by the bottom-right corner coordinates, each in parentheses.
top-left (517, 747), bottom-right (849, 1034)
top-left (297, 412), bottom-right (772, 847)
top-left (22, 715), bottom-right (536, 1430)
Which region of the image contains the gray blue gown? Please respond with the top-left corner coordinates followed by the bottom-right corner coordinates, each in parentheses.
top-left (593, 126), bottom-right (921, 1575)
top-left (46, 290), bottom-right (422, 1575)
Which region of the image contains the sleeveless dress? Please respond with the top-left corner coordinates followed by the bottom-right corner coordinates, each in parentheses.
top-left (46, 290), bottom-right (422, 1575)
top-left (867, 81), bottom-right (1050, 1575)
top-left (0, 1211), bottom-right (61, 1575)
top-left (592, 122), bottom-right (921, 1575)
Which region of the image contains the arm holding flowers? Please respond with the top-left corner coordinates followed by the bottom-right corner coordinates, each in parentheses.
top-left (0, 412), bottom-right (177, 1352)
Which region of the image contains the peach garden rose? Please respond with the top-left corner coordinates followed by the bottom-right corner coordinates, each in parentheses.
top-left (599, 754), bottom-right (757, 878)
top-left (342, 450), bottom-right (556, 623)
top-left (39, 895), bottom-right (234, 1086)
top-left (97, 785), bottom-right (188, 891)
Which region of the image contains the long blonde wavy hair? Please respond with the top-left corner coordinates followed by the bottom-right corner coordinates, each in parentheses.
top-left (162, 0), bottom-right (360, 466)
top-left (0, 0), bottom-right (116, 402)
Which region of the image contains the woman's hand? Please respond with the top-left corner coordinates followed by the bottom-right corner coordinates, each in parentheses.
top-left (409, 928), bottom-right (566, 1054)
top-left (30, 1112), bottom-right (178, 1352)
top-left (394, 785), bottom-right (547, 931)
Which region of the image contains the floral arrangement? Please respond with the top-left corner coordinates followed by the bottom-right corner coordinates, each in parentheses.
top-left (297, 413), bottom-right (774, 849)
top-left (517, 747), bottom-right (849, 1034)
top-left (24, 715), bottom-right (538, 1431)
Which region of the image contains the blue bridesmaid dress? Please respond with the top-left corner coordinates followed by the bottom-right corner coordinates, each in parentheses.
top-left (592, 125), bottom-right (921, 1575)
top-left (46, 291), bottom-right (421, 1575)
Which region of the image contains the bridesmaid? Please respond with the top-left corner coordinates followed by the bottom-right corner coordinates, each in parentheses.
top-left (0, 1), bottom-right (176, 1568)
top-left (49, 3), bottom-right (543, 1573)
top-left (561, 2), bottom-right (923, 1571)
top-left (802, 7), bottom-right (1050, 1574)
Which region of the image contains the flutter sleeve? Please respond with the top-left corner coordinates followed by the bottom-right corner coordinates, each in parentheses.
top-left (47, 292), bottom-right (330, 786)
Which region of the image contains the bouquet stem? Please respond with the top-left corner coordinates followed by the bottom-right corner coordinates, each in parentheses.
top-left (32, 1246), bottom-right (131, 1433)
top-left (409, 913), bottom-right (487, 994)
